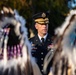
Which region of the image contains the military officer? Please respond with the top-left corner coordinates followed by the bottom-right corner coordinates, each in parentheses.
top-left (29, 12), bottom-right (53, 75)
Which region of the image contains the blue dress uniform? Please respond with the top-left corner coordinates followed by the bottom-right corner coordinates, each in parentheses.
top-left (29, 34), bottom-right (52, 75)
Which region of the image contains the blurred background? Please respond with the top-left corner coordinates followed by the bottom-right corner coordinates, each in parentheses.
top-left (0, 0), bottom-right (76, 38)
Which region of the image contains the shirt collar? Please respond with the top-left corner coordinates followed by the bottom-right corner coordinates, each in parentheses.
top-left (38, 33), bottom-right (48, 42)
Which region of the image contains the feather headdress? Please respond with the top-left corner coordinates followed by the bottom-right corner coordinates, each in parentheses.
top-left (0, 7), bottom-right (41, 75)
top-left (48, 9), bottom-right (76, 75)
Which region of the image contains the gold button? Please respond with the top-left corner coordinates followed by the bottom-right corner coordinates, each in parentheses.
top-left (41, 64), bottom-right (43, 66)
top-left (41, 70), bottom-right (43, 72)
top-left (41, 58), bottom-right (43, 60)
top-left (41, 52), bottom-right (43, 54)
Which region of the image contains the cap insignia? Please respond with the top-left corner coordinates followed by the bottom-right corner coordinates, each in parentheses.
top-left (42, 13), bottom-right (46, 18)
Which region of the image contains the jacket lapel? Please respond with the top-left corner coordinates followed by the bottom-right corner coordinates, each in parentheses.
top-left (45, 34), bottom-right (51, 44)
top-left (34, 35), bottom-right (41, 45)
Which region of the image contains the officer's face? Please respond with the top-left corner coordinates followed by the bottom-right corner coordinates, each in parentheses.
top-left (35, 23), bottom-right (48, 36)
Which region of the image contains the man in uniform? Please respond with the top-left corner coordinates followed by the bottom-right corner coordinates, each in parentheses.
top-left (29, 12), bottom-right (53, 75)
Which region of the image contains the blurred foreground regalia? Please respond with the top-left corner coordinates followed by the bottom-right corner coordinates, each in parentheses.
top-left (0, 6), bottom-right (41, 75)
top-left (48, 10), bottom-right (76, 75)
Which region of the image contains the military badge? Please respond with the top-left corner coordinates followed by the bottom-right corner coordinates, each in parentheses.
top-left (42, 12), bottom-right (46, 18)
top-left (31, 44), bottom-right (37, 50)
top-left (47, 44), bottom-right (54, 50)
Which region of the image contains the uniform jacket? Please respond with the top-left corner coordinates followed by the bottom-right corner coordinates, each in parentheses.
top-left (29, 34), bottom-right (53, 75)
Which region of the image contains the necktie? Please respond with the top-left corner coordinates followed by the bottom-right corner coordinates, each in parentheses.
top-left (41, 38), bottom-right (44, 44)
